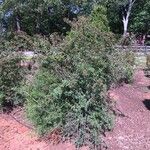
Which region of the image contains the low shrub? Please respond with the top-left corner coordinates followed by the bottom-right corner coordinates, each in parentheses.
top-left (125, 51), bottom-right (135, 66)
top-left (109, 49), bottom-right (134, 85)
top-left (32, 34), bottom-right (51, 54)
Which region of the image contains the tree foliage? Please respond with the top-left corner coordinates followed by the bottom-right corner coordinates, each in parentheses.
top-left (130, 0), bottom-right (150, 35)
top-left (0, 0), bottom-right (104, 36)
top-left (107, 0), bottom-right (150, 36)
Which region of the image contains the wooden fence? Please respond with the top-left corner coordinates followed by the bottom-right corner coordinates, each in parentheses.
top-left (115, 45), bottom-right (150, 54)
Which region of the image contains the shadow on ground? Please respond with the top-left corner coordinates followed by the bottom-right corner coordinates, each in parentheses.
top-left (143, 69), bottom-right (150, 78)
top-left (147, 85), bottom-right (150, 90)
top-left (143, 99), bottom-right (150, 110)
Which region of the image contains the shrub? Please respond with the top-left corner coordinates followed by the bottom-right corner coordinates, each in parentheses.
top-left (125, 51), bottom-right (135, 66)
top-left (0, 32), bottom-right (33, 52)
top-left (0, 54), bottom-right (25, 111)
top-left (0, 32), bottom-right (52, 54)
top-left (32, 34), bottom-right (51, 54)
top-left (109, 49), bottom-right (134, 85)
top-left (23, 70), bottom-right (61, 134)
top-left (119, 36), bottom-right (132, 46)
top-left (24, 16), bottom-right (133, 149)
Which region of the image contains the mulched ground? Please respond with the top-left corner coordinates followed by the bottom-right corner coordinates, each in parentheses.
top-left (105, 70), bottom-right (150, 150)
top-left (0, 69), bottom-right (150, 150)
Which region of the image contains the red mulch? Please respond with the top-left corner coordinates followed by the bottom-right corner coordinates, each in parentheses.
top-left (0, 70), bottom-right (150, 150)
top-left (106, 70), bottom-right (150, 150)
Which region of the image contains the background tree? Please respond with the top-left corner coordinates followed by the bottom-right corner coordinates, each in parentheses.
top-left (107, 0), bottom-right (136, 36)
top-left (0, 0), bottom-right (103, 36)
top-left (130, 0), bottom-right (150, 36)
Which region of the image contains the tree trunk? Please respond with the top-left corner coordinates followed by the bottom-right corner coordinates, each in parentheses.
top-left (122, 0), bottom-right (136, 37)
top-left (123, 17), bottom-right (128, 37)
top-left (16, 16), bottom-right (21, 32)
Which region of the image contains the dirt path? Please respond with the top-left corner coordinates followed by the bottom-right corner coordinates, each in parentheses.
top-left (106, 70), bottom-right (150, 150)
top-left (0, 112), bottom-right (87, 150)
top-left (0, 70), bottom-right (150, 150)
top-left (0, 109), bottom-right (87, 149)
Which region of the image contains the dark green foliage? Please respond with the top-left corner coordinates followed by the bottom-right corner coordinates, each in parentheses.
top-left (90, 5), bottom-right (110, 32)
top-left (106, 0), bottom-right (123, 34)
top-left (0, 0), bottom-right (102, 36)
top-left (130, 0), bottom-right (150, 35)
top-left (0, 54), bottom-right (25, 110)
top-left (24, 70), bottom-right (62, 134)
top-left (0, 32), bottom-right (33, 52)
top-left (0, 32), bottom-right (51, 54)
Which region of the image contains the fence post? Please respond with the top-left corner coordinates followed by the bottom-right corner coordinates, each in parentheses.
top-left (145, 45), bottom-right (147, 55)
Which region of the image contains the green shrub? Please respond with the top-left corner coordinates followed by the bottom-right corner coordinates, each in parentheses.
top-left (125, 51), bottom-right (135, 66)
top-left (0, 32), bottom-right (52, 54)
top-left (0, 32), bottom-right (33, 52)
top-left (23, 17), bottom-right (133, 149)
top-left (0, 54), bottom-right (25, 110)
top-left (32, 34), bottom-right (51, 54)
top-left (23, 70), bottom-right (61, 134)
top-left (108, 49), bottom-right (134, 85)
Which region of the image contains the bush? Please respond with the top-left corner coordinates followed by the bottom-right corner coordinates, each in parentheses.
top-left (109, 49), bottom-right (134, 85)
top-left (0, 32), bottom-right (52, 54)
top-left (0, 54), bottom-right (25, 111)
top-left (125, 51), bottom-right (135, 66)
top-left (119, 35), bottom-right (132, 46)
top-left (32, 34), bottom-right (51, 54)
top-left (0, 32), bottom-right (33, 52)
top-left (23, 16), bottom-right (133, 149)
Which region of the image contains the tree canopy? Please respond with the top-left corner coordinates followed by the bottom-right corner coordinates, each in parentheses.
top-left (0, 0), bottom-right (150, 37)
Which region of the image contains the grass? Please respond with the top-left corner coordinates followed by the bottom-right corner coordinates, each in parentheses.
top-left (135, 53), bottom-right (147, 68)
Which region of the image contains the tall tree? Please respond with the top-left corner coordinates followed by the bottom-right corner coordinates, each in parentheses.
top-left (107, 0), bottom-right (136, 36)
top-left (0, 0), bottom-right (102, 35)
top-left (121, 0), bottom-right (136, 36)
top-left (130, 0), bottom-right (150, 35)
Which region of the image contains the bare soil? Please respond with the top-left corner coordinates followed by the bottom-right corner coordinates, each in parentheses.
top-left (106, 70), bottom-right (150, 150)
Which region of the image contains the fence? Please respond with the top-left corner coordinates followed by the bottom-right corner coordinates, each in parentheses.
top-left (115, 45), bottom-right (150, 54)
